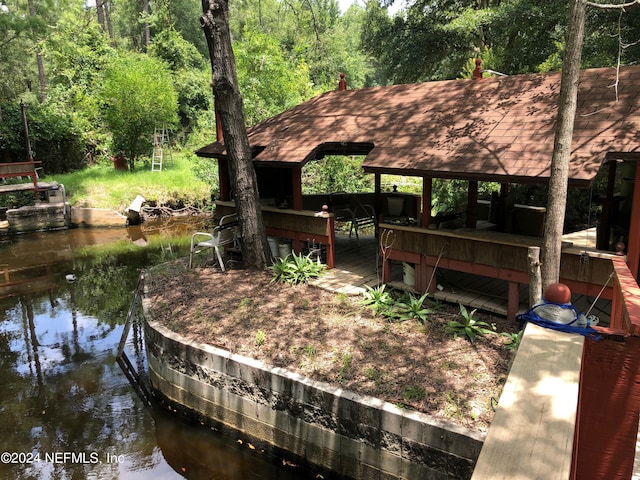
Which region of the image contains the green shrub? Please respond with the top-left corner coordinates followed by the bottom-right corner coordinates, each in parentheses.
top-left (501, 330), bottom-right (523, 351)
top-left (446, 304), bottom-right (495, 343)
top-left (360, 284), bottom-right (396, 318)
top-left (269, 252), bottom-right (325, 284)
top-left (395, 292), bottom-right (432, 324)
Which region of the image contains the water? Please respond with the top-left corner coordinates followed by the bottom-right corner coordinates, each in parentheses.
top-left (0, 219), bottom-right (320, 480)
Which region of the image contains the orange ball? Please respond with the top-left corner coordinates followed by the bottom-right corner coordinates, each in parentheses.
top-left (544, 282), bottom-right (572, 304)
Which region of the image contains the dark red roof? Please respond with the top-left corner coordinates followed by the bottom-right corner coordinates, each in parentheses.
top-left (196, 65), bottom-right (640, 186)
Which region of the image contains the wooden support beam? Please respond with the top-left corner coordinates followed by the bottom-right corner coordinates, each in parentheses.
top-left (422, 176), bottom-right (432, 228)
top-left (626, 161), bottom-right (640, 278)
top-left (597, 160), bottom-right (617, 250)
top-left (374, 173), bottom-right (382, 217)
top-left (292, 166), bottom-right (303, 210)
top-left (218, 158), bottom-right (230, 201)
top-left (507, 281), bottom-right (520, 322)
top-left (466, 180), bottom-right (478, 229)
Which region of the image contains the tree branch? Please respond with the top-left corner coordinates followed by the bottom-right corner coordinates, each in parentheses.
top-left (585, 0), bottom-right (640, 9)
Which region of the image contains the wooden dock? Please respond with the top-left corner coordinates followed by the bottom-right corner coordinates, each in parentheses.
top-left (0, 180), bottom-right (58, 194)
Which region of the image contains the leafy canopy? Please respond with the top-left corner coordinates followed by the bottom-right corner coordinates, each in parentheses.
top-left (101, 52), bottom-right (178, 169)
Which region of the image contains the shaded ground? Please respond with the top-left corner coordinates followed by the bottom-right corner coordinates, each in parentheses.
top-left (145, 259), bottom-right (520, 433)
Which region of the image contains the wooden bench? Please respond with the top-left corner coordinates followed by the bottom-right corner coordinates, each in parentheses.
top-left (0, 161), bottom-right (42, 187)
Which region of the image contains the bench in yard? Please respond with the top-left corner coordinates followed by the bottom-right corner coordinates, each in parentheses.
top-left (0, 161), bottom-right (42, 187)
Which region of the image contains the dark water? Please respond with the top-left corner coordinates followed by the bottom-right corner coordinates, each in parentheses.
top-left (0, 219), bottom-right (319, 480)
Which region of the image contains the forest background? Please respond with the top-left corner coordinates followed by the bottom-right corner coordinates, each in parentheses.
top-left (1, 0), bottom-right (640, 220)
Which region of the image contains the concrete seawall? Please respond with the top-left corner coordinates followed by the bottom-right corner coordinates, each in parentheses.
top-left (143, 306), bottom-right (485, 479)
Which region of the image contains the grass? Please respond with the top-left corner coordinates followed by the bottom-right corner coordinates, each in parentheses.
top-left (40, 151), bottom-right (212, 212)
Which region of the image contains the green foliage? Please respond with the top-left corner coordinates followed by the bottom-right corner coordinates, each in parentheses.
top-left (39, 151), bottom-right (210, 211)
top-left (395, 292), bottom-right (432, 324)
top-left (361, 286), bottom-right (436, 325)
top-left (446, 304), bottom-right (496, 343)
top-left (403, 385), bottom-right (426, 401)
top-left (0, 99), bottom-right (86, 174)
top-left (337, 352), bottom-right (353, 383)
top-left (269, 252), bottom-right (326, 285)
top-left (502, 330), bottom-right (523, 351)
top-left (188, 150), bottom-right (219, 197)
top-left (101, 52), bottom-right (178, 170)
top-left (234, 29), bottom-right (315, 126)
top-left (361, 0), bottom-right (640, 83)
top-left (360, 284), bottom-right (395, 317)
top-left (255, 329), bottom-right (266, 347)
top-left (431, 179), bottom-right (499, 216)
top-left (149, 28), bottom-right (211, 134)
top-left (302, 155), bottom-right (373, 194)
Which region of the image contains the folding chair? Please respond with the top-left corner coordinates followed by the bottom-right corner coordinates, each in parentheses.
top-left (350, 203), bottom-right (377, 240)
top-left (189, 214), bottom-right (239, 270)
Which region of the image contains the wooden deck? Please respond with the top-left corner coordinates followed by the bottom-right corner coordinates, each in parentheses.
top-left (310, 233), bottom-right (381, 295)
top-left (312, 233), bottom-right (612, 324)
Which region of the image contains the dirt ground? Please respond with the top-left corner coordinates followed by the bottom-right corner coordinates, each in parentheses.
top-left (144, 259), bottom-right (520, 433)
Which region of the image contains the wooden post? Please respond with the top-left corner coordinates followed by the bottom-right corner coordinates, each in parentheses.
top-left (507, 281), bottom-right (520, 322)
top-left (626, 161), bottom-right (640, 278)
top-left (422, 176), bottom-right (432, 228)
top-left (218, 158), bottom-right (231, 201)
top-left (528, 246), bottom-right (542, 307)
top-left (466, 180), bottom-right (478, 228)
top-left (326, 216), bottom-right (335, 269)
top-left (374, 173), bottom-right (382, 217)
top-left (597, 160), bottom-right (617, 250)
top-left (292, 166), bottom-right (303, 210)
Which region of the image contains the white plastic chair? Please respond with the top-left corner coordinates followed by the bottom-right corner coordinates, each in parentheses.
top-left (189, 214), bottom-right (238, 270)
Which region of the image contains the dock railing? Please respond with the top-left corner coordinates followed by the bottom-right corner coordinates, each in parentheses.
top-left (472, 256), bottom-right (640, 479)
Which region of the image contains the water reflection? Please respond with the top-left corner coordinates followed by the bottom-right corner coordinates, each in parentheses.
top-left (0, 218), bottom-right (320, 480)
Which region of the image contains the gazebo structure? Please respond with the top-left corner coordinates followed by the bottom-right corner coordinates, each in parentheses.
top-left (196, 63), bottom-right (640, 320)
top-left (196, 64), bottom-right (640, 478)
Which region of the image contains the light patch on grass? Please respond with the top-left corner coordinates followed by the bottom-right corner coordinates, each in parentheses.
top-left (41, 152), bottom-right (210, 211)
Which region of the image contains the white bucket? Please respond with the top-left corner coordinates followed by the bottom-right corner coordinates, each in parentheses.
top-left (403, 262), bottom-right (416, 287)
top-left (278, 241), bottom-right (292, 258)
top-left (387, 197), bottom-right (404, 217)
top-left (267, 237), bottom-right (280, 258)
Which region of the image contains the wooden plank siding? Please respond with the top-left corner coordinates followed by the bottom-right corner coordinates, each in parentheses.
top-left (570, 257), bottom-right (640, 480)
top-left (216, 201), bottom-right (336, 268)
top-left (379, 224), bottom-right (616, 321)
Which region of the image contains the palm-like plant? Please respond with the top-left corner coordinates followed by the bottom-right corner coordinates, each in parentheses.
top-left (395, 292), bottom-right (432, 324)
top-left (446, 304), bottom-right (495, 343)
top-left (269, 252), bottom-right (325, 284)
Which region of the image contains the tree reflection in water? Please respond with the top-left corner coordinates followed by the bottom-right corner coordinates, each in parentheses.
top-left (0, 219), bottom-right (323, 479)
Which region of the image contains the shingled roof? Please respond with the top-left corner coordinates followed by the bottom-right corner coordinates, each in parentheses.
top-left (196, 65), bottom-right (640, 187)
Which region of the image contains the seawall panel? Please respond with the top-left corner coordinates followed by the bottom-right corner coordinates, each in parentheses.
top-left (143, 306), bottom-right (484, 479)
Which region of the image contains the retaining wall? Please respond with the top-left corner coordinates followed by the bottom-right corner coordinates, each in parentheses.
top-left (6, 203), bottom-right (70, 232)
top-left (143, 310), bottom-right (485, 479)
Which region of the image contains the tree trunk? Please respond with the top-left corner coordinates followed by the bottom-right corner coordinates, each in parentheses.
top-left (200, 0), bottom-right (270, 270)
top-left (104, 0), bottom-right (115, 45)
top-left (142, 0), bottom-right (151, 48)
top-left (96, 0), bottom-right (106, 31)
top-left (27, 0), bottom-right (46, 101)
top-left (528, 246), bottom-right (542, 307)
top-left (541, 0), bottom-right (587, 288)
